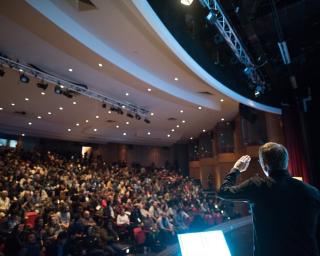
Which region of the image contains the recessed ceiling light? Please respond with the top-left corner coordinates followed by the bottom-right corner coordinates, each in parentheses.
top-left (174, 77), bottom-right (179, 81)
top-left (68, 68), bottom-right (73, 72)
top-left (125, 92), bottom-right (129, 96)
top-left (41, 92), bottom-right (46, 95)
top-left (59, 107), bottom-right (63, 110)
top-left (122, 105), bottom-right (126, 109)
top-left (60, 85), bottom-right (64, 89)
top-left (198, 106), bottom-right (202, 110)
top-left (220, 98), bottom-right (224, 102)
top-left (180, 110), bottom-right (184, 113)
top-left (182, 120), bottom-right (186, 123)
top-left (171, 129), bottom-right (175, 132)
top-left (85, 120), bottom-right (89, 123)
top-left (0, 107), bottom-right (3, 111)
top-left (150, 112), bottom-right (154, 116)
top-left (98, 63), bottom-right (103, 67)
top-left (96, 115), bottom-right (99, 119)
top-left (19, 69), bottom-right (23, 72)
top-left (25, 98), bottom-right (29, 101)
top-left (167, 134), bottom-right (171, 137)
top-left (123, 132), bottom-right (127, 136)
top-left (116, 125), bottom-right (119, 128)
top-left (76, 123), bottom-right (80, 126)
top-left (126, 121), bottom-right (130, 125)
top-left (190, 137), bottom-right (193, 140)
top-left (147, 88), bottom-right (152, 92)
top-left (93, 128), bottom-right (97, 132)
top-left (203, 129), bottom-right (206, 132)
top-left (67, 128), bottom-right (71, 132)
top-left (11, 103), bottom-right (15, 106)
top-left (221, 118), bottom-right (225, 121)
top-left (21, 133), bottom-right (25, 137)
top-left (108, 110), bottom-right (112, 114)
top-left (37, 116), bottom-right (42, 119)
top-left (147, 132), bottom-right (151, 135)
top-left (73, 101), bottom-right (77, 105)
top-left (48, 112), bottom-right (52, 115)
top-left (176, 125), bottom-right (180, 128)
top-left (28, 122), bottom-right (32, 125)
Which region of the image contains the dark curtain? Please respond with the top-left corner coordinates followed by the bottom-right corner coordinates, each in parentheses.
top-left (282, 106), bottom-right (310, 183)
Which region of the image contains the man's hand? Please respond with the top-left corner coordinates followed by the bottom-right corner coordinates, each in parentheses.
top-left (233, 155), bottom-right (251, 173)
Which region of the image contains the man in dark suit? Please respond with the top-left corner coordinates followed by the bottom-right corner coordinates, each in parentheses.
top-left (219, 142), bottom-right (320, 256)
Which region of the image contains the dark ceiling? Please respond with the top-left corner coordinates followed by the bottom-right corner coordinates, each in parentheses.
top-left (147, 0), bottom-right (320, 108)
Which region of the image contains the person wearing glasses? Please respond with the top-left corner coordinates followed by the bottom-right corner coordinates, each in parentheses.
top-left (219, 142), bottom-right (320, 256)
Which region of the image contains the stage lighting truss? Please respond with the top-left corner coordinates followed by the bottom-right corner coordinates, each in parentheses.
top-left (200, 0), bottom-right (265, 87)
top-left (0, 55), bottom-right (150, 117)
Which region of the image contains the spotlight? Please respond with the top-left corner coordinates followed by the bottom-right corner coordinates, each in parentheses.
top-left (54, 85), bottom-right (63, 94)
top-left (102, 103), bottom-right (107, 109)
top-left (254, 84), bottom-right (265, 97)
top-left (0, 67), bottom-right (5, 77)
top-left (135, 114), bottom-right (141, 120)
top-left (19, 73), bottom-right (29, 83)
top-left (181, 0), bottom-right (193, 5)
top-left (37, 81), bottom-right (48, 90)
top-left (144, 118), bottom-right (151, 124)
top-left (110, 106), bottom-right (117, 112)
top-left (206, 9), bottom-right (219, 24)
top-left (243, 67), bottom-right (254, 76)
top-left (127, 113), bottom-right (134, 118)
top-left (63, 90), bottom-right (73, 98)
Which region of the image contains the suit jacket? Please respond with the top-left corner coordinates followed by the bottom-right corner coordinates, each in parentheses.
top-left (219, 168), bottom-right (320, 256)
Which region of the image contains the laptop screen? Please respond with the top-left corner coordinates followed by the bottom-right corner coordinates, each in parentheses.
top-left (178, 230), bottom-right (231, 256)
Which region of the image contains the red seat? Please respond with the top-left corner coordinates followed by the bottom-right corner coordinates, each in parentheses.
top-left (25, 211), bottom-right (38, 228)
top-left (133, 227), bottom-right (146, 245)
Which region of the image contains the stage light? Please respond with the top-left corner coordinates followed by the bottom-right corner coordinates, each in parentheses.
top-left (63, 90), bottom-right (73, 98)
top-left (144, 118), bottom-right (150, 124)
top-left (243, 67), bottom-right (254, 76)
top-left (206, 10), bottom-right (219, 24)
top-left (0, 67), bottom-right (5, 77)
top-left (19, 73), bottom-right (29, 83)
top-left (135, 114), bottom-right (141, 120)
top-left (254, 84), bottom-right (265, 97)
top-left (127, 113), bottom-right (134, 118)
top-left (102, 103), bottom-right (107, 109)
top-left (54, 85), bottom-right (63, 94)
top-left (181, 0), bottom-right (194, 6)
top-left (37, 81), bottom-right (48, 90)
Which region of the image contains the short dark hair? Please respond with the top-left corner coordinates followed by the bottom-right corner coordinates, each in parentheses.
top-left (259, 142), bottom-right (289, 170)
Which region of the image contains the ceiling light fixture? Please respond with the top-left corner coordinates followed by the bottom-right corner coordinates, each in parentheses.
top-left (198, 106), bottom-right (202, 110)
top-left (0, 108), bottom-right (3, 111)
top-left (147, 132), bottom-right (151, 135)
top-left (59, 107), bottom-right (63, 110)
top-left (150, 112), bottom-right (154, 116)
top-left (116, 125), bottom-right (119, 128)
top-left (147, 88), bottom-right (152, 92)
top-left (174, 77), bottom-right (179, 81)
top-left (73, 101), bottom-right (77, 105)
top-left (68, 68), bottom-right (73, 72)
top-left (21, 133), bottom-right (25, 137)
top-left (25, 98), bottom-right (29, 101)
top-left (182, 120), bottom-right (186, 123)
top-left (220, 98), bottom-right (224, 102)
top-left (180, 110), bottom-right (184, 113)
top-left (108, 110), bottom-right (112, 114)
top-left (203, 129), bottom-right (206, 132)
top-left (221, 118), bottom-right (225, 121)
top-left (28, 122), bottom-right (32, 125)
top-left (126, 121), bottom-right (130, 125)
top-left (167, 134), bottom-right (171, 137)
top-left (19, 73), bottom-right (29, 84)
top-left (123, 132), bottom-right (127, 136)
top-left (76, 123), bottom-right (80, 126)
top-left (67, 128), bottom-right (71, 132)
top-left (171, 129), bottom-right (175, 132)
top-left (96, 115), bottom-right (99, 119)
top-left (41, 92), bottom-right (46, 95)
top-left (48, 112), bottom-right (52, 115)
top-left (176, 125), bottom-right (180, 128)
top-left (98, 63), bottom-right (103, 67)
top-left (37, 116), bottom-right (42, 119)
top-left (125, 92), bottom-right (129, 96)
top-left (85, 120), bottom-right (89, 123)
top-left (54, 85), bottom-right (63, 95)
top-left (93, 128), bottom-right (97, 132)
top-left (37, 81), bottom-right (48, 91)
top-left (181, 0), bottom-right (194, 6)
top-left (11, 103), bottom-right (15, 106)
top-left (190, 137), bottom-right (193, 140)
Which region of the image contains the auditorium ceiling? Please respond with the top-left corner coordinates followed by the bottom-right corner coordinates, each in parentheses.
top-left (0, 0), bottom-right (300, 146)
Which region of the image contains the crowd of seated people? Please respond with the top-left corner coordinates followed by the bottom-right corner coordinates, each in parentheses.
top-left (0, 147), bottom-right (243, 256)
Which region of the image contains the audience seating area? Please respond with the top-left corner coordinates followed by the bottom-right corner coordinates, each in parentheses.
top-left (0, 147), bottom-right (243, 256)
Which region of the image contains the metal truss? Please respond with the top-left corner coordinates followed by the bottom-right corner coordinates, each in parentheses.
top-left (0, 56), bottom-right (149, 116)
top-left (200, 0), bottom-right (265, 86)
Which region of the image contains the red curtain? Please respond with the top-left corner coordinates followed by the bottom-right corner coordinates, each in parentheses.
top-left (282, 106), bottom-right (310, 183)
